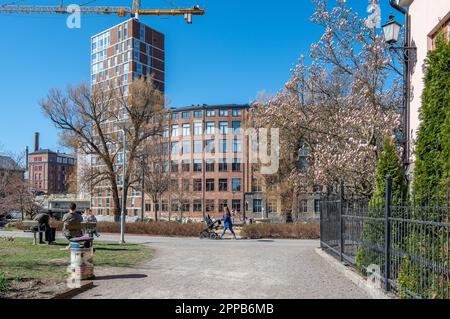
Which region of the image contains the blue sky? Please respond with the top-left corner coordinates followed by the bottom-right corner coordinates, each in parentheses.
top-left (0, 0), bottom-right (400, 155)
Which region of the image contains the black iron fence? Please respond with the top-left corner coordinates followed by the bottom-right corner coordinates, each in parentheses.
top-left (320, 177), bottom-right (450, 299)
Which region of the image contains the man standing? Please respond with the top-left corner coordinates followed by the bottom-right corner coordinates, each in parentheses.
top-left (62, 203), bottom-right (83, 241)
top-left (33, 212), bottom-right (55, 245)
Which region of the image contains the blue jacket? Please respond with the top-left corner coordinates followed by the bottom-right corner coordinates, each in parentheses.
top-left (223, 215), bottom-right (233, 228)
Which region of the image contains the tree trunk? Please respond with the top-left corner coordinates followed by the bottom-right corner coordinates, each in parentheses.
top-left (153, 196), bottom-right (158, 222)
top-left (111, 176), bottom-right (121, 223)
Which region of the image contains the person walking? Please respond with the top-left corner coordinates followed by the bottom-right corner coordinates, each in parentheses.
top-left (220, 207), bottom-right (238, 240)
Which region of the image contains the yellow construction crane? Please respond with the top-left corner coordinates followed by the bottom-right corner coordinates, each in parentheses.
top-left (0, 0), bottom-right (205, 23)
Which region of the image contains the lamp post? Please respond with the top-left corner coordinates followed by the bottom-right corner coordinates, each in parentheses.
top-left (382, 12), bottom-right (416, 179)
top-left (120, 128), bottom-right (126, 244)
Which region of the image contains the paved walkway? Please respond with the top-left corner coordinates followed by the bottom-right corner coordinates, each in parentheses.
top-left (0, 231), bottom-right (370, 299)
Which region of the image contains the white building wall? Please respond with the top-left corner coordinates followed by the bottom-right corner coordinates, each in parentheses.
top-left (405, 0), bottom-right (450, 171)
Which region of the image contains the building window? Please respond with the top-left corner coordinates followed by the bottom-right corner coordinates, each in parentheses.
top-left (193, 179), bottom-right (202, 192)
top-left (172, 113), bottom-right (179, 120)
top-left (219, 110), bottom-right (229, 117)
top-left (182, 123), bottom-right (191, 136)
top-left (194, 140), bottom-right (202, 154)
top-left (194, 122), bottom-right (202, 136)
top-left (232, 109), bottom-right (241, 117)
top-left (172, 125), bottom-right (179, 137)
top-left (182, 179), bottom-right (190, 192)
top-left (253, 199), bottom-right (262, 213)
top-left (205, 139), bottom-right (215, 154)
top-left (219, 200), bottom-right (228, 213)
top-left (171, 161), bottom-right (179, 173)
top-left (267, 199), bottom-right (277, 213)
top-left (194, 110), bottom-right (203, 118)
top-left (233, 139), bottom-right (242, 153)
top-left (232, 200), bottom-right (241, 212)
top-left (193, 200), bottom-right (202, 212)
top-left (219, 122), bottom-right (229, 134)
top-left (182, 160), bottom-right (190, 172)
top-left (163, 126), bottom-right (169, 138)
top-left (205, 160), bottom-right (215, 172)
top-left (219, 179), bottom-right (228, 192)
top-left (219, 159), bottom-right (228, 172)
top-left (206, 200), bottom-right (215, 213)
top-left (206, 110), bottom-right (215, 117)
top-left (171, 142), bottom-right (179, 156)
top-left (182, 112), bottom-right (190, 119)
top-left (219, 139), bottom-right (227, 153)
top-left (206, 122), bottom-right (215, 135)
top-left (232, 121), bottom-right (241, 133)
top-left (182, 141), bottom-right (191, 155)
top-left (300, 199), bottom-right (308, 213)
top-left (252, 178), bottom-right (262, 193)
top-left (232, 179), bottom-right (241, 192)
top-left (193, 160), bottom-right (202, 172)
top-left (314, 199), bottom-right (321, 214)
top-left (206, 179), bottom-right (215, 192)
top-left (232, 159), bottom-right (241, 172)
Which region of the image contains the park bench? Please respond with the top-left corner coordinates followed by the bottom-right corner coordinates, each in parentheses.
top-left (64, 222), bottom-right (97, 238)
top-left (22, 220), bottom-right (46, 245)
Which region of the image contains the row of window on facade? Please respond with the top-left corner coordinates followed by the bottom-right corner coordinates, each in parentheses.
top-left (150, 158), bottom-right (243, 174)
top-left (164, 121), bottom-right (241, 138)
top-left (168, 109), bottom-right (241, 121)
top-left (165, 139), bottom-right (243, 156)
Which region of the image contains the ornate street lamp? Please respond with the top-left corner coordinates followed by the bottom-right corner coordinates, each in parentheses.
top-left (382, 14), bottom-right (402, 45)
top-left (382, 10), bottom-right (416, 180)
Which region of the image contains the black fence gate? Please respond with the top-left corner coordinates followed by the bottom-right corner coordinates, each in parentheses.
top-left (320, 177), bottom-right (450, 299)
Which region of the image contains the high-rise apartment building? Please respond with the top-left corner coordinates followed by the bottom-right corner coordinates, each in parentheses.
top-left (89, 18), bottom-right (165, 215)
top-left (91, 18), bottom-right (165, 91)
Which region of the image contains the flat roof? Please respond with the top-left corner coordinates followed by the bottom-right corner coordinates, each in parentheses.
top-left (169, 104), bottom-right (250, 113)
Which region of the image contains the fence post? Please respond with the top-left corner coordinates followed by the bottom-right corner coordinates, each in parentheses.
top-left (384, 175), bottom-right (392, 292)
top-left (339, 181), bottom-right (344, 262)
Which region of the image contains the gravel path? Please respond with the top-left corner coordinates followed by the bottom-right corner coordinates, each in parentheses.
top-left (0, 231), bottom-right (370, 299)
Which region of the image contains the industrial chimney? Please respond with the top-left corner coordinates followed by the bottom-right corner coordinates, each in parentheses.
top-left (34, 132), bottom-right (40, 152)
top-left (25, 146), bottom-right (29, 170)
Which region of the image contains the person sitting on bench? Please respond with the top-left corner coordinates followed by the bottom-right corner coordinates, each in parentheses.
top-left (62, 203), bottom-right (83, 248)
top-left (33, 212), bottom-right (56, 245)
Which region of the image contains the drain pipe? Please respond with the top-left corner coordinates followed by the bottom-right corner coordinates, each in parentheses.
top-left (389, 0), bottom-right (411, 180)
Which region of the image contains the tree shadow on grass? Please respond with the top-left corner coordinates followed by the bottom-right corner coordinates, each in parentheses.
top-left (94, 274), bottom-right (148, 281)
top-left (94, 247), bottom-right (140, 252)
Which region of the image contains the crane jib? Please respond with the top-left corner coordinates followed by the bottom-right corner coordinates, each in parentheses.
top-left (0, 5), bottom-right (205, 17)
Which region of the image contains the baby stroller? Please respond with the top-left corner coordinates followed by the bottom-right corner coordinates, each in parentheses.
top-left (200, 215), bottom-right (222, 240)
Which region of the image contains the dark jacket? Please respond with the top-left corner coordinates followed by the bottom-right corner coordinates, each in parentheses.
top-left (33, 213), bottom-right (50, 225)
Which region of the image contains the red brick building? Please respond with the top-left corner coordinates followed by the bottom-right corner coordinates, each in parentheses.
top-left (28, 133), bottom-right (76, 195)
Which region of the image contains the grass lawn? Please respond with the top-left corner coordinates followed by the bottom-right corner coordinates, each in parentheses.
top-left (0, 237), bottom-right (153, 298)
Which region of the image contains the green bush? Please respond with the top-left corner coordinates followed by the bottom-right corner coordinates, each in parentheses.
top-left (0, 272), bottom-right (10, 292)
top-left (356, 136), bottom-right (405, 275)
top-left (413, 32), bottom-right (450, 195)
top-left (397, 33), bottom-right (450, 299)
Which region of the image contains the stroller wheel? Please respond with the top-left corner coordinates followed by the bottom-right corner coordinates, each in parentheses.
top-left (210, 233), bottom-right (220, 240)
top-left (200, 230), bottom-right (209, 239)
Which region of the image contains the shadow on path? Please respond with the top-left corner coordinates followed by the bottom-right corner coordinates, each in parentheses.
top-left (94, 274), bottom-right (148, 281)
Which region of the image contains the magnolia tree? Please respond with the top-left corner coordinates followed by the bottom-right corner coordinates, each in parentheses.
top-left (252, 0), bottom-right (402, 199)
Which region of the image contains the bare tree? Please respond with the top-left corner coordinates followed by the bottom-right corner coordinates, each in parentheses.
top-left (141, 138), bottom-right (170, 222)
top-left (0, 150), bottom-right (41, 220)
top-left (167, 177), bottom-right (193, 222)
top-left (40, 77), bottom-right (165, 221)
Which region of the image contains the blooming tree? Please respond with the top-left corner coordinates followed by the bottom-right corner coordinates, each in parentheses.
top-left (252, 0), bottom-right (402, 200)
